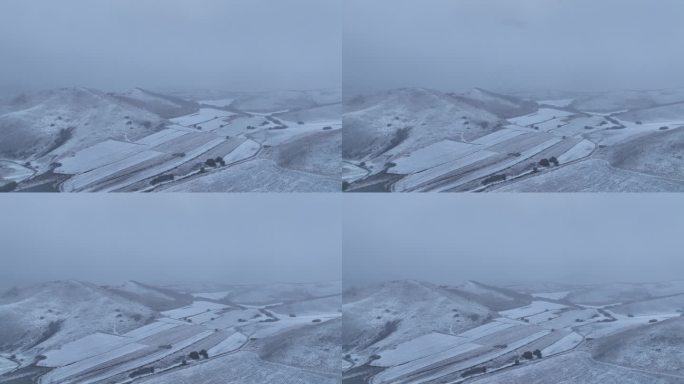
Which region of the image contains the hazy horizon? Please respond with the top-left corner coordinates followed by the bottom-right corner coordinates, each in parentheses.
top-left (343, 194), bottom-right (684, 288)
top-left (0, 0), bottom-right (341, 96)
top-left (0, 194), bottom-right (342, 291)
top-left (344, 0), bottom-right (684, 95)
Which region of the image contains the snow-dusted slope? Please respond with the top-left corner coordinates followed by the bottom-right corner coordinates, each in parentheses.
top-left (0, 281), bottom-right (157, 355)
top-left (449, 280), bottom-right (533, 311)
top-left (343, 88), bottom-right (502, 164)
top-left (112, 88), bottom-right (198, 118)
top-left (231, 89), bottom-right (341, 113)
top-left (453, 88), bottom-right (538, 118)
top-left (614, 101), bottom-right (684, 123)
top-left (593, 317), bottom-right (684, 377)
top-left (0, 88), bottom-right (163, 168)
top-left (566, 281), bottom-right (684, 306)
top-left (343, 280), bottom-right (493, 363)
top-left (105, 281), bottom-right (193, 311)
top-left (221, 281), bottom-right (342, 306)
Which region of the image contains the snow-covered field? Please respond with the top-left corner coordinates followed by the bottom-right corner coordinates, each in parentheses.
top-left (1, 88), bottom-right (340, 192)
top-left (162, 301), bottom-right (231, 321)
top-left (0, 358), bottom-right (17, 376)
top-left (207, 331), bottom-right (247, 355)
top-left (343, 87), bottom-right (684, 192)
top-left (0, 280), bottom-right (341, 384)
top-left (344, 279), bottom-right (684, 384)
top-left (0, 160), bottom-right (34, 184)
top-left (500, 301), bottom-right (568, 320)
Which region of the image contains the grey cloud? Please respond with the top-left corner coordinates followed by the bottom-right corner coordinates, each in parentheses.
top-left (344, 0), bottom-right (684, 95)
top-left (343, 194), bottom-right (684, 287)
top-left (0, 194), bottom-right (341, 289)
top-left (0, 0), bottom-right (341, 95)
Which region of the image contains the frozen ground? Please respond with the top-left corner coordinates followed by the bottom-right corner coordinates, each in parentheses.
top-left (343, 279), bottom-right (684, 384)
top-left (344, 87), bottom-right (684, 192)
top-left (0, 88), bottom-right (340, 192)
top-left (0, 280), bottom-right (341, 384)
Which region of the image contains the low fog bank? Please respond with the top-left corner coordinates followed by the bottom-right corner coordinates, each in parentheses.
top-left (343, 194), bottom-right (684, 288)
top-left (344, 0), bottom-right (684, 95)
top-left (0, 194), bottom-right (342, 291)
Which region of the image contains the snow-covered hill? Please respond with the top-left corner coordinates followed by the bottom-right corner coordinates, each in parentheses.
top-left (448, 280), bottom-right (533, 311)
top-left (111, 88), bottom-right (198, 118)
top-left (104, 281), bottom-right (193, 311)
top-left (230, 89), bottom-right (341, 113)
top-left (0, 281), bottom-right (157, 356)
top-left (0, 88), bottom-right (163, 169)
top-left (452, 88), bottom-right (538, 118)
top-left (343, 280), bottom-right (493, 364)
top-left (343, 88), bottom-right (502, 163)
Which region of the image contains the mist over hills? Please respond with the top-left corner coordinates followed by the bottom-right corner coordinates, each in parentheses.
top-left (0, 279), bottom-right (341, 384)
top-left (343, 86), bottom-right (684, 192)
top-left (0, 87), bottom-right (341, 192)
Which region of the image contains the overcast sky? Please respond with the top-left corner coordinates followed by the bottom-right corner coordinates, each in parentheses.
top-left (0, 0), bottom-right (341, 95)
top-left (0, 194), bottom-right (340, 289)
top-left (343, 194), bottom-right (684, 287)
top-left (344, 0), bottom-right (684, 95)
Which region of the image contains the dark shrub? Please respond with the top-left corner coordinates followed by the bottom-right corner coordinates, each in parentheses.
top-left (461, 366), bottom-right (487, 378)
top-left (129, 366), bottom-right (154, 378)
top-left (150, 174), bottom-right (174, 185)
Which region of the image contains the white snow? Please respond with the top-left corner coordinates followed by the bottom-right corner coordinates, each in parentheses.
top-left (39, 342), bottom-right (148, 383)
top-left (372, 342), bottom-right (482, 381)
top-left (371, 332), bottom-right (471, 367)
top-left (38, 333), bottom-right (132, 367)
top-left (247, 313), bottom-right (340, 339)
top-left (388, 140), bottom-right (480, 174)
top-left (135, 128), bottom-right (189, 146)
top-left (170, 108), bottom-right (235, 127)
top-left (0, 356), bottom-right (17, 376)
top-left (162, 301), bottom-right (229, 320)
top-left (509, 108), bottom-right (575, 127)
top-left (557, 139), bottom-right (595, 163)
top-left (207, 331), bottom-right (247, 355)
top-left (470, 128), bottom-right (527, 146)
top-left (75, 330), bottom-right (214, 384)
top-left (457, 320), bottom-right (518, 340)
top-left (61, 149), bottom-right (163, 191)
top-left (532, 291), bottom-right (571, 300)
top-left (0, 161), bottom-right (34, 183)
top-left (539, 98), bottom-right (574, 107)
top-left (542, 331), bottom-right (583, 356)
top-left (343, 162), bottom-right (369, 183)
top-left (394, 150), bottom-right (496, 189)
top-left (222, 139), bottom-right (260, 164)
top-left (192, 291), bottom-right (231, 300)
top-left (55, 140), bottom-right (146, 174)
top-left (431, 136), bottom-right (564, 192)
top-left (500, 301), bottom-right (568, 320)
top-left (374, 330), bottom-right (551, 384)
top-left (200, 98), bottom-right (235, 108)
top-left (121, 321), bottom-right (181, 340)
